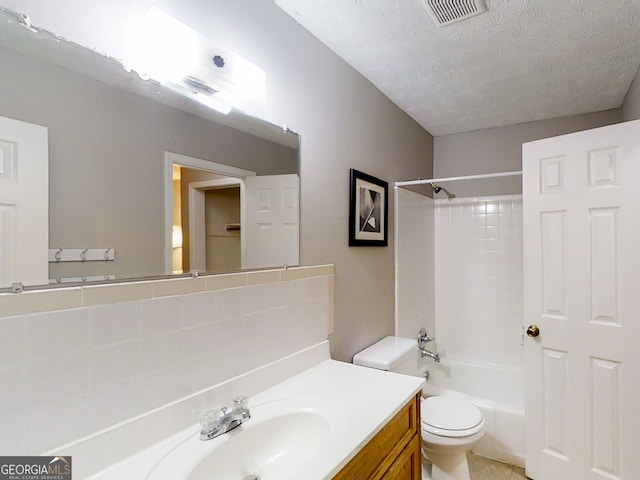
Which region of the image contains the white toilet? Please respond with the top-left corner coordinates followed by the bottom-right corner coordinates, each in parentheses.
top-left (353, 336), bottom-right (485, 480)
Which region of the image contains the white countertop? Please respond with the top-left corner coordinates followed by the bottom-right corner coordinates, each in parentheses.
top-left (85, 357), bottom-right (423, 479)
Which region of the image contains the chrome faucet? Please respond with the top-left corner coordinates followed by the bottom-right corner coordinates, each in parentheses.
top-left (418, 327), bottom-right (441, 363)
top-left (199, 396), bottom-right (251, 441)
top-left (421, 348), bottom-right (441, 363)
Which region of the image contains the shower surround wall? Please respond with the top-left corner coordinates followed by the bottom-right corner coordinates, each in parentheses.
top-left (395, 188), bottom-right (435, 341)
top-left (435, 195), bottom-right (523, 368)
top-left (395, 191), bottom-right (525, 464)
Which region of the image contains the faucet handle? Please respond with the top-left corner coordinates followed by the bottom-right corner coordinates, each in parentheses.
top-left (232, 395), bottom-right (249, 411)
top-left (418, 328), bottom-right (435, 349)
top-left (199, 408), bottom-right (222, 431)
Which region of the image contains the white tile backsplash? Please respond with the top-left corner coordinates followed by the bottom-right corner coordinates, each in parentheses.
top-left (0, 410), bottom-right (27, 455)
top-left (180, 354), bottom-right (219, 393)
top-left (181, 323), bottom-right (217, 362)
top-left (87, 378), bottom-right (142, 432)
top-left (90, 301), bottom-right (141, 347)
top-left (141, 296), bottom-right (182, 335)
top-left (91, 341), bottom-right (140, 388)
top-left (24, 351), bottom-right (90, 403)
top-left (140, 330), bottom-right (182, 374)
top-left (25, 308), bottom-right (90, 360)
top-left (268, 281), bottom-right (290, 309)
top-left (0, 365), bottom-right (25, 412)
top-left (435, 195), bottom-right (524, 368)
top-left (0, 316), bottom-right (24, 369)
top-left (27, 393), bottom-right (92, 456)
top-left (214, 287), bottom-right (246, 320)
top-left (289, 278), bottom-right (308, 305)
top-left (0, 267), bottom-right (332, 455)
top-left (243, 284), bottom-right (270, 314)
top-left (180, 291), bottom-right (215, 328)
top-left (244, 310), bottom-right (270, 341)
top-left (139, 366), bottom-right (184, 411)
top-left (214, 316), bottom-right (246, 350)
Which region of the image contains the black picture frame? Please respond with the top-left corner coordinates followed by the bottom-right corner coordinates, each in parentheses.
top-left (349, 169), bottom-right (388, 246)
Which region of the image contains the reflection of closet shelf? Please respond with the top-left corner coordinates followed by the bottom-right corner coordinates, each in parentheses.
top-left (225, 223), bottom-right (241, 231)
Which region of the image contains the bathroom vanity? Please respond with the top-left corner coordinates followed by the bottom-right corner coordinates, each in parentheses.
top-left (334, 393), bottom-right (422, 479)
top-left (53, 341), bottom-right (424, 479)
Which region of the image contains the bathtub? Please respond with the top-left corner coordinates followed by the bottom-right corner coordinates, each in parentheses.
top-left (421, 359), bottom-right (525, 467)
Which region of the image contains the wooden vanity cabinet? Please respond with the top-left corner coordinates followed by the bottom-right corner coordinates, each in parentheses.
top-left (333, 393), bottom-right (422, 480)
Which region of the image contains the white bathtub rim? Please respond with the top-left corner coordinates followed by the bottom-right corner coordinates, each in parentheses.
top-left (422, 382), bottom-right (523, 416)
top-left (424, 359), bottom-right (524, 411)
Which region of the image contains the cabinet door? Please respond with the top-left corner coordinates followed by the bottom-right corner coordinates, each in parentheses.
top-left (380, 434), bottom-right (421, 480)
top-left (333, 395), bottom-right (420, 480)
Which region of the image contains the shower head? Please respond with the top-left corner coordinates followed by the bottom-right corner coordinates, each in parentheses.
top-left (429, 182), bottom-right (442, 194)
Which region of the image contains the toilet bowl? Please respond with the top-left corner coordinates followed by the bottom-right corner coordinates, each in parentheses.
top-left (352, 336), bottom-right (487, 480)
top-left (420, 396), bottom-right (485, 480)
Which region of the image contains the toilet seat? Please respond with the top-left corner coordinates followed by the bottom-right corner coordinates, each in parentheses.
top-left (421, 396), bottom-right (484, 437)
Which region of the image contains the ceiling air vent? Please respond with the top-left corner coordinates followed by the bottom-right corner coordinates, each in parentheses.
top-left (422, 0), bottom-right (487, 27)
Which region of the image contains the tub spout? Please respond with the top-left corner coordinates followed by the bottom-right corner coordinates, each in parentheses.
top-left (420, 348), bottom-right (440, 363)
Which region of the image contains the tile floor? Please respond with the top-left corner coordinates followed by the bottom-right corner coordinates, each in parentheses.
top-left (468, 453), bottom-right (529, 480)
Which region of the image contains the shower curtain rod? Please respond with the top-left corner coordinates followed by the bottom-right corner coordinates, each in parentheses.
top-left (394, 170), bottom-right (522, 188)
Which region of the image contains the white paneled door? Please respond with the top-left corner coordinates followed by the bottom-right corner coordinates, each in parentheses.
top-left (242, 174), bottom-right (299, 269)
top-left (0, 115), bottom-right (48, 288)
top-left (523, 120), bottom-right (640, 479)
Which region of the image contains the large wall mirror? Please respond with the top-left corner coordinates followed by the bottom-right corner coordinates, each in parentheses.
top-left (0, 8), bottom-right (300, 288)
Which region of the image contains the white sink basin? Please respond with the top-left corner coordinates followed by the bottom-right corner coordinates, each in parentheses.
top-left (147, 397), bottom-right (345, 480)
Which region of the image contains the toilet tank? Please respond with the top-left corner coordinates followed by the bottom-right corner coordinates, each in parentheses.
top-left (352, 336), bottom-right (417, 375)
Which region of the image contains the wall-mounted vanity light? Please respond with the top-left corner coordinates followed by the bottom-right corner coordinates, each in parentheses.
top-left (125, 7), bottom-right (265, 115)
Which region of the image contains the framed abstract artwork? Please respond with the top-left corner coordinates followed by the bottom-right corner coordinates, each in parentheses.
top-left (349, 169), bottom-right (388, 246)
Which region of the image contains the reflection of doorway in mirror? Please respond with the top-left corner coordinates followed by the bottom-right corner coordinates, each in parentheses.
top-left (171, 165), bottom-right (184, 274)
top-left (164, 151), bottom-right (256, 275)
top-left (185, 175), bottom-right (242, 274)
top-left (204, 187), bottom-right (241, 273)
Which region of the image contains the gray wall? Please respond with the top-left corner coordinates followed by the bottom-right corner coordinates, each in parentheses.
top-left (182, 1), bottom-right (434, 362)
top-left (622, 65), bottom-right (640, 121)
top-left (433, 109), bottom-right (621, 197)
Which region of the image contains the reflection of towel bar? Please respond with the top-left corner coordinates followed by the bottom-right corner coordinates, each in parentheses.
top-left (49, 275), bottom-right (116, 284)
top-left (225, 223), bottom-right (241, 231)
top-left (48, 248), bottom-right (116, 262)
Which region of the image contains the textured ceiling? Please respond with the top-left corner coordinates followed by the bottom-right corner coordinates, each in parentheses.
top-left (275, 0), bottom-right (640, 136)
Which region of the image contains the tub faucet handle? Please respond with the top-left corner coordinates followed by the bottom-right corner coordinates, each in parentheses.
top-left (418, 327), bottom-right (434, 349)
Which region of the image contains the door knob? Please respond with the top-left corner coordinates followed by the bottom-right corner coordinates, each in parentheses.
top-left (526, 325), bottom-right (540, 337)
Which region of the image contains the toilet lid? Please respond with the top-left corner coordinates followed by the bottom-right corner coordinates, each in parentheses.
top-left (421, 396), bottom-right (484, 437)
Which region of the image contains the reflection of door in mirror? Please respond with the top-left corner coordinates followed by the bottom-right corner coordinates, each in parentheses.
top-left (242, 174), bottom-right (300, 269)
top-left (165, 151), bottom-right (256, 275)
top-left (0, 115), bottom-right (49, 287)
